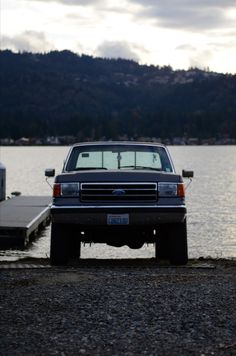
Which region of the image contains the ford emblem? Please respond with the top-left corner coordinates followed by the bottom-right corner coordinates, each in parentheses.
top-left (112, 189), bottom-right (126, 196)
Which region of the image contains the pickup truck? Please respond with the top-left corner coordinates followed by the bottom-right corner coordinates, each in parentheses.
top-left (45, 141), bottom-right (193, 265)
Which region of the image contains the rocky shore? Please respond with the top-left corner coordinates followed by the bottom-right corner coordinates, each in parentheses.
top-left (0, 258), bottom-right (236, 355)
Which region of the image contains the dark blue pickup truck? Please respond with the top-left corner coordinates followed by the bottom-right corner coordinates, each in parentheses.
top-left (45, 141), bottom-right (193, 265)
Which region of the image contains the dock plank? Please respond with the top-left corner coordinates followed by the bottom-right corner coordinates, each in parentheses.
top-left (0, 196), bottom-right (52, 248)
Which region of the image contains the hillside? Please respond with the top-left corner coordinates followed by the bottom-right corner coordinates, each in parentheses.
top-left (1, 50), bottom-right (236, 141)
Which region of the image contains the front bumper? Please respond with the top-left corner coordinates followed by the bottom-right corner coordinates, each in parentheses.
top-left (50, 205), bottom-right (187, 225)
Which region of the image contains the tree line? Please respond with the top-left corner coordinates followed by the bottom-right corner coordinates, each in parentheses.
top-left (1, 50), bottom-right (236, 140)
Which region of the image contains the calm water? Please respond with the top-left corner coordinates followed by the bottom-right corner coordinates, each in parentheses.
top-left (0, 145), bottom-right (236, 261)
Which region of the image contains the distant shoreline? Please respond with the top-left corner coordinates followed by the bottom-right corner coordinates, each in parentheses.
top-left (1, 142), bottom-right (236, 147)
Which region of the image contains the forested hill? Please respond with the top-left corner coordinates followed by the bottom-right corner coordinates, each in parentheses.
top-left (1, 49), bottom-right (236, 140)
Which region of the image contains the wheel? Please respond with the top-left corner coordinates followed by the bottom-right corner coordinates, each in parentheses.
top-left (50, 223), bottom-right (69, 265)
top-left (68, 233), bottom-right (81, 259)
top-left (168, 219), bottom-right (188, 265)
top-left (155, 220), bottom-right (188, 265)
top-left (155, 225), bottom-right (171, 260)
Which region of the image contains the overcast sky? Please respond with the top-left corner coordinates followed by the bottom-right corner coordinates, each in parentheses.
top-left (1, 0), bottom-right (236, 73)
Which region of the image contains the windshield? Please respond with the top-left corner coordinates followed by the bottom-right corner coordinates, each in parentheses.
top-left (64, 144), bottom-right (174, 172)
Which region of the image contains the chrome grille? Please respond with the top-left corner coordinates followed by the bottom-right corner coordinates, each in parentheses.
top-left (80, 182), bottom-right (157, 202)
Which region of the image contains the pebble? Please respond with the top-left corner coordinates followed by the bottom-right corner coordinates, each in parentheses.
top-left (0, 261), bottom-right (236, 355)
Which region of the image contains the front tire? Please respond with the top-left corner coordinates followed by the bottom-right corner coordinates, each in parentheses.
top-left (169, 220), bottom-right (188, 265)
top-left (155, 225), bottom-right (171, 260)
top-left (155, 220), bottom-right (188, 265)
top-left (68, 232), bottom-right (81, 259)
top-left (50, 223), bottom-right (69, 265)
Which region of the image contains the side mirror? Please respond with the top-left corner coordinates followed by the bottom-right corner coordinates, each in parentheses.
top-left (182, 169), bottom-right (194, 178)
top-left (45, 168), bottom-right (55, 177)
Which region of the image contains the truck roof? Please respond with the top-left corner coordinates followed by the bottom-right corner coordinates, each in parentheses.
top-left (70, 141), bottom-right (166, 148)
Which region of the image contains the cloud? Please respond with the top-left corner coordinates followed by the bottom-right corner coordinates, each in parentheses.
top-left (189, 50), bottom-right (212, 70)
top-left (129, 0), bottom-right (236, 7)
top-left (176, 43), bottom-right (213, 70)
top-left (23, 0), bottom-right (104, 5)
top-left (219, 30), bottom-right (236, 38)
top-left (128, 0), bottom-right (236, 31)
top-left (95, 41), bottom-right (141, 61)
top-left (176, 44), bottom-right (196, 51)
top-left (1, 31), bottom-right (54, 52)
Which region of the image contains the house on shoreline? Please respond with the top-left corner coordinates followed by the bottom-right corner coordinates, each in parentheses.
top-left (1, 136), bottom-right (236, 146)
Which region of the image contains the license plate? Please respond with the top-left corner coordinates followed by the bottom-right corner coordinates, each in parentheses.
top-left (107, 214), bottom-right (129, 225)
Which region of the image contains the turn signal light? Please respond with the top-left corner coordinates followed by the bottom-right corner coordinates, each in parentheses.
top-left (53, 183), bottom-right (61, 197)
top-left (177, 183), bottom-right (185, 198)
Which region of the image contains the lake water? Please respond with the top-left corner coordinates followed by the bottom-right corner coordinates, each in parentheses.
top-left (0, 145), bottom-right (236, 261)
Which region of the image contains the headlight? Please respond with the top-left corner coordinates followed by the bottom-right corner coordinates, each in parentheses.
top-left (53, 183), bottom-right (80, 197)
top-left (158, 182), bottom-right (185, 197)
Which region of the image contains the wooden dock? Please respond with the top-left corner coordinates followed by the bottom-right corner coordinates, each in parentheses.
top-left (0, 196), bottom-right (52, 248)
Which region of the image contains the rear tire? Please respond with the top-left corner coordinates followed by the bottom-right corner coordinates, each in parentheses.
top-left (50, 223), bottom-right (69, 265)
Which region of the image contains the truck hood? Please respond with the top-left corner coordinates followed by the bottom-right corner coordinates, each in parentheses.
top-left (55, 170), bottom-right (182, 183)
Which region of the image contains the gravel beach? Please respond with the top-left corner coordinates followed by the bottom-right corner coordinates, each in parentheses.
top-left (0, 258), bottom-right (236, 356)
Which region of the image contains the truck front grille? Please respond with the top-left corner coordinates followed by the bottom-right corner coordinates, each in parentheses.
top-left (80, 182), bottom-right (157, 202)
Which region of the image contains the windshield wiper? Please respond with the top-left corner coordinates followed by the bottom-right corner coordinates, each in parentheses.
top-left (73, 167), bottom-right (107, 171)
